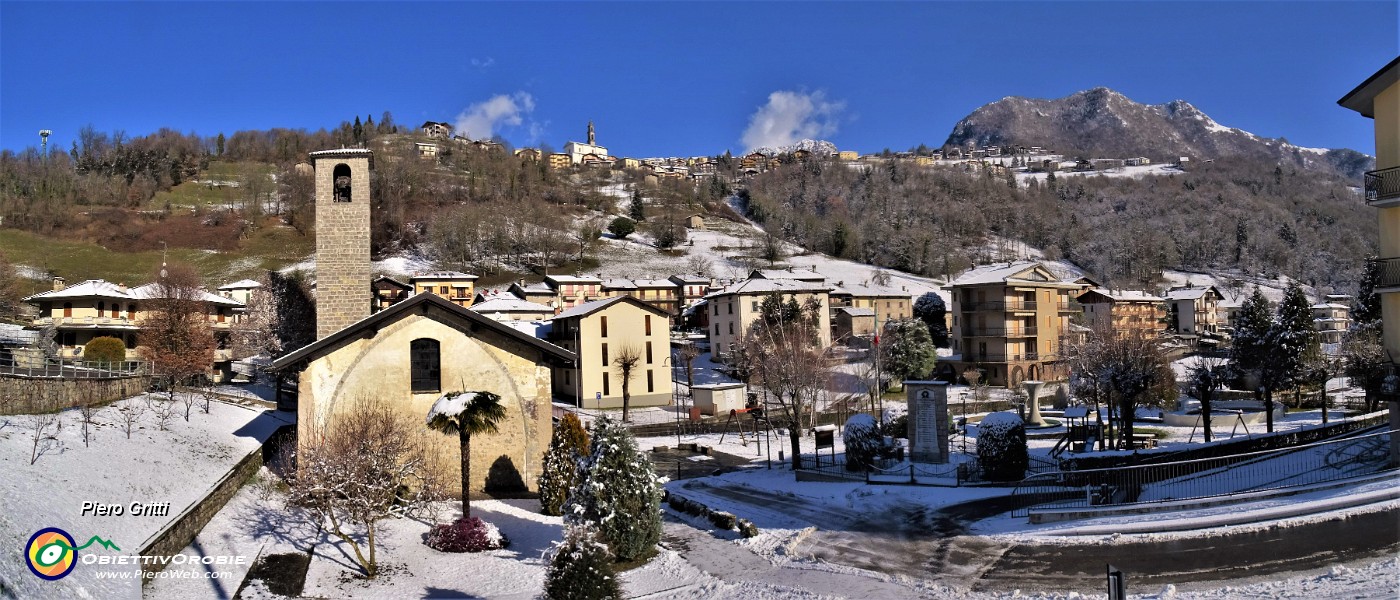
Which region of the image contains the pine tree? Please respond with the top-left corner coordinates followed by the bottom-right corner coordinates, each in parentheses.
top-left (353, 116), bottom-right (364, 144)
top-left (1354, 256), bottom-right (1382, 326)
top-left (881, 319), bottom-right (937, 382)
top-left (629, 188), bottom-right (645, 222)
top-left (564, 417), bottom-right (663, 563)
top-left (1231, 288), bottom-right (1275, 428)
top-left (1268, 282), bottom-right (1317, 428)
top-left (543, 524), bottom-right (621, 600)
top-left (912, 292), bottom-right (949, 347)
top-left (539, 413), bottom-right (590, 516)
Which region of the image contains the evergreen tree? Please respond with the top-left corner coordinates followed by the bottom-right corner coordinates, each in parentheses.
top-left (216, 133), bottom-right (225, 157)
top-left (1268, 282), bottom-right (1317, 428)
top-left (1353, 256), bottom-right (1382, 326)
top-left (353, 116), bottom-right (364, 144)
top-left (543, 524), bottom-right (621, 600)
top-left (912, 291), bottom-right (949, 347)
top-left (607, 217), bottom-right (635, 239)
top-left (564, 417), bottom-right (663, 563)
top-left (1231, 288), bottom-right (1274, 426)
top-left (538, 413), bottom-right (590, 516)
top-left (628, 188), bottom-right (645, 222)
top-left (881, 319), bottom-right (937, 382)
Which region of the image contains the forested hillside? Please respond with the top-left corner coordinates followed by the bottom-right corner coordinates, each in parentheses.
top-left (741, 157), bottom-right (1375, 294)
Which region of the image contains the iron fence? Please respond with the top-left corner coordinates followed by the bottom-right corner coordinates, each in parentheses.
top-left (1011, 427), bottom-right (1393, 518)
top-left (1364, 166), bottom-right (1400, 204)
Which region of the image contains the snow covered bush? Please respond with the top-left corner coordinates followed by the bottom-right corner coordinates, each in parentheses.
top-left (843, 413), bottom-right (882, 472)
top-left (539, 412), bottom-right (590, 516)
top-left (543, 524), bottom-right (621, 600)
top-left (564, 416), bottom-right (664, 563)
top-left (425, 516), bottom-right (508, 553)
top-left (976, 412), bottom-right (1029, 481)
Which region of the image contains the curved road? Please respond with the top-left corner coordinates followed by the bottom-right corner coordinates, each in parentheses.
top-left (673, 482), bottom-right (1400, 594)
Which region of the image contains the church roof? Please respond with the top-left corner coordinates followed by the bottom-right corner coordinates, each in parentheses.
top-left (270, 292), bottom-right (575, 371)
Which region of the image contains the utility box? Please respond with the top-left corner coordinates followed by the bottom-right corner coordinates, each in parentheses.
top-left (692, 383), bottom-right (747, 416)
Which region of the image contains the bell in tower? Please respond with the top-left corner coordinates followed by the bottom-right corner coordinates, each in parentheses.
top-left (587, 121), bottom-right (595, 145)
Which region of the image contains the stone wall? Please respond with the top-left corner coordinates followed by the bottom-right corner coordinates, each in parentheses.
top-left (137, 424), bottom-right (291, 575)
top-left (0, 375), bottom-right (150, 415)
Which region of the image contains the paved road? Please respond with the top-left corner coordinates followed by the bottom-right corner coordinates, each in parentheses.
top-left (674, 481), bottom-right (1400, 593)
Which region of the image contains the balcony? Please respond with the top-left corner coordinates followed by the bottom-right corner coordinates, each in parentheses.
top-left (961, 326), bottom-right (1038, 338)
top-left (961, 352), bottom-right (1057, 363)
top-left (1365, 166), bottom-right (1400, 207)
top-left (1376, 257), bottom-right (1400, 292)
top-left (961, 300), bottom-right (1038, 312)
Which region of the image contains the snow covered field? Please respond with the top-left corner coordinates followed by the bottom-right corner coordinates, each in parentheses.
top-left (0, 393), bottom-right (291, 599)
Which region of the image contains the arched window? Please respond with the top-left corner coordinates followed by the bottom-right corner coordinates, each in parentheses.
top-left (332, 164), bottom-right (353, 202)
top-left (410, 338), bottom-right (440, 393)
top-left (98, 301), bottom-right (105, 315)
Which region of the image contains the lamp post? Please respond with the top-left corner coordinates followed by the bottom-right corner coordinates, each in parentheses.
top-left (961, 391), bottom-right (969, 453)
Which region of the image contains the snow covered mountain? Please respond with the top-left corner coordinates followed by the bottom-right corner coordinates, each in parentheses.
top-left (753, 139), bottom-right (838, 157)
top-left (943, 88), bottom-right (1372, 178)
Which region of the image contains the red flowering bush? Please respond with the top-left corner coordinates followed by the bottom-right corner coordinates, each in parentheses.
top-left (426, 517), bottom-right (509, 553)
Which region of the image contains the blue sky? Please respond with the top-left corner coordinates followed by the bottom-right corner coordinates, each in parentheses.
top-left (1, 2), bottom-right (1395, 158)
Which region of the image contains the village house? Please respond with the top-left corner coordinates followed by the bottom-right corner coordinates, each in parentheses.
top-left (25, 277), bottom-right (244, 376)
top-left (272, 147), bottom-right (575, 499)
top-left (748, 267), bottom-right (826, 285)
top-left (514, 148), bottom-right (541, 161)
top-left (508, 279), bottom-right (558, 307)
top-left (372, 276), bottom-right (413, 312)
top-left (547, 296), bottom-right (672, 409)
top-left (833, 306), bottom-right (877, 341)
top-left (669, 274), bottom-right (713, 309)
top-left (1165, 285), bottom-right (1223, 336)
top-left (705, 278), bottom-right (832, 363)
top-left (469, 295), bottom-right (557, 322)
top-left (828, 283), bottom-right (913, 325)
top-left (547, 153), bottom-right (572, 171)
top-left (686, 214), bottom-right (706, 229)
top-left (420, 121), bottom-right (453, 139)
top-left (838, 150), bottom-right (859, 161)
top-left (410, 271), bottom-right (478, 309)
top-left (1075, 288), bottom-right (1166, 340)
top-left (1312, 295), bottom-right (1353, 345)
top-left (415, 142), bottom-right (439, 159)
top-left (944, 262), bottom-right (1080, 387)
top-left (544, 274), bottom-right (604, 309)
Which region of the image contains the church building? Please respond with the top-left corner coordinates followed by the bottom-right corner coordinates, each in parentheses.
top-left (563, 121), bottom-right (610, 165)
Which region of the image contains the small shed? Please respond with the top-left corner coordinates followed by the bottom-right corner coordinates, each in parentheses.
top-left (692, 382), bottom-right (747, 416)
top-left (686, 214), bottom-right (706, 229)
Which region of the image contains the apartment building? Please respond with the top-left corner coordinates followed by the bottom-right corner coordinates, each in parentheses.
top-left (1165, 286), bottom-right (1223, 335)
top-left (705, 278), bottom-right (832, 362)
top-left (544, 274), bottom-right (604, 309)
top-left (1076, 288), bottom-right (1165, 339)
top-left (548, 296), bottom-right (672, 409)
top-left (1311, 296), bottom-right (1352, 345)
top-left (828, 283), bottom-right (913, 324)
top-left (946, 262), bottom-right (1079, 387)
top-left (410, 271), bottom-right (478, 309)
top-left (372, 276), bottom-right (413, 312)
top-left (469, 295), bottom-right (556, 322)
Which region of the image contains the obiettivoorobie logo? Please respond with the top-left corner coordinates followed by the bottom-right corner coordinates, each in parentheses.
top-left (24, 527), bottom-right (120, 581)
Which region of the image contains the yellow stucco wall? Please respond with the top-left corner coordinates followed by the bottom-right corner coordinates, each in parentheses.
top-left (297, 313), bottom-right (553, 495)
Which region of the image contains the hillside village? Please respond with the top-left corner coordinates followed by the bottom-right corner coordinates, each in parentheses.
top-left (0, 44), bottom-right (1396, 600)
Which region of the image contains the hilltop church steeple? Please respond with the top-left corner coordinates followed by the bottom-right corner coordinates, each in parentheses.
top-left (587, 121), bottom-right (595, 145)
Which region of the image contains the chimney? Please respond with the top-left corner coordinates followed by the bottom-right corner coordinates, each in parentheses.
top-left (117, 283), bottom-right (128, 294)
top-left (52, 277), bottom-right (65, 291)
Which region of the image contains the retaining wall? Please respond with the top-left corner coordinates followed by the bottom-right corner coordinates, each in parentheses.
top-left (0, 376), bottom-right (150, 415)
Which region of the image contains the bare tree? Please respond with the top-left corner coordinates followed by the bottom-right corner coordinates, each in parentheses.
top-left (77, 388), bottom-right (100, 448)
top-left (1186, 356), bottom-right (1229, 443)
top-left (678, 342), bottom-right (701, 394)
top-left (180, 388), bottom-right (197, 421)
top-left (740, 297), bottom-right (832, 469)
top-left (140, 263), bottom-right (216, 399)
top-left (287, 398), bottom-right (442, 578)
top-left (613, 344), bottom-right (642, 423)
top-left (150, 394), bottom-right (176, 430)
top-left (117, 401), bottom-right (144, 439)
top-left (29, 413), bottom-right (59, 465)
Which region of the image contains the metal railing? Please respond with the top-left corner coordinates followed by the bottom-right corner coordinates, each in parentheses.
top-left (1364, 166), bottom-right (1400, 204)
top-left (0, 359), bottom-right (151, 379)
top-left (1375, 256), bottom-right (1400, 290)
top-left (961, 326), bottom-right (1039, 337)
top-left (963, 352), bottom-right (1058, 362)
top-left (961, 300), bottom-right (1038, 312)
top-left (1010, 427), bottom-right (1392, 518)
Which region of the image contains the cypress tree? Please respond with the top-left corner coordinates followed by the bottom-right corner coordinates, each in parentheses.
top-left (538, 413), bottom-right (590, 516)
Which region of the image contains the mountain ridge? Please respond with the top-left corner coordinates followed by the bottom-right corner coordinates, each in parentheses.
top-left (943, 87), bottom-right (1372, 178)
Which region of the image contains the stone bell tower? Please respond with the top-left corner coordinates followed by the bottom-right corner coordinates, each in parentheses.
top-left (309, 148), bottom-right (373, 339)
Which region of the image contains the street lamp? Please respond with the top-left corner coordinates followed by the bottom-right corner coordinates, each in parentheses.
top-left (159, 241), bottom-right (168, 279)
top-left (961, 391), bottom-right (969, 453)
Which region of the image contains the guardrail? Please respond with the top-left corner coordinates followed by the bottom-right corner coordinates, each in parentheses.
top-left (0, 360), bottom-right (151, 379)
top-left (1011, 427), bottom-right (1392, 518)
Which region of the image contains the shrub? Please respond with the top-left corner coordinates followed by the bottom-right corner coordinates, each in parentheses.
top-left (543, 524), bottom-right (621, 600)
top-left (83, 336), bottom-right (127, 365)
top-left (882, 414), bottom-right (909, 439)
top-left (425, 516), bottom-right (508, 553)
top-left (976, 412), bottom-right (1029, 481)
top-left (564, 416), bottom-right (663, 563)
top-left (538, 413), bottom-right (590, 516)
top-left (707, 511), bottom-right (738, 530)
top-left (737, 519), bottom-right (759, 538)
top-left (607, 217), bottom-right (635, 239)
top-left (843, 413), bottom-right (882, 472)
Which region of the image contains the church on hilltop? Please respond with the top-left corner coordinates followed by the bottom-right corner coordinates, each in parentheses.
top-left (563, 121), bottom-right (611, 165)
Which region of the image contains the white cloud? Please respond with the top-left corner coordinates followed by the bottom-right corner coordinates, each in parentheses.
top-left (741, 90), bottom-right (844, 151)
top-left (454, 92), bottom-right (535, 141)
top-left (470, 57), bottom-right (495, 69)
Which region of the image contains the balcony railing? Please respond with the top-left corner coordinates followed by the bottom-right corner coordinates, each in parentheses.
top-left (963, 352), bottom-right (1057, 363)
top-left (961, 301), bottom-right (1038, 312)
top-left (961, 326), bottom-right (1038, 337)
top-left (1376, 256), bottom-right (1400, 290)
top-left (1365, 166), bottom-right (1400, 204)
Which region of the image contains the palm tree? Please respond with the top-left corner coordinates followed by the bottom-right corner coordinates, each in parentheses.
top-left (426, 391), bottom-right (507, 517)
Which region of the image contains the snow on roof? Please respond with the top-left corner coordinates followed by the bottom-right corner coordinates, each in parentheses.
top-left (129, 283), bottom-right (244, 307)
top-left (952, 261), bottom-right (1056, 286)
top-left (24, 279), bottom-right (135, 301)
top-left (545, 274), bottom-right (603, 284)
top-left (511, 281), bottom-right (553, 294)
top-left (751, 268), bottom-right (825, 281)
top-left (217, 279), bottom-right (262, 290)
top-left (669, 274), bottom-right (710, 284)
top-left (1083, 288), bottom-right (1164, 302)
top-left (704, 278), bottom-right (831, 299)
top-left (632, 279), bottom-right (675, 289)
top-left (601, 278), bottom-right (637, 289)
top-left (1165, 286), bottom-right (1219, 301)
top-left (838, 307), bottom-right (876, 317)
top-left (831, 283), bottom-right (911, 298)
top-left (1311, 303), bottom-right (1349, 310)
top-left (411, 270), bottom-right (478, 280)
top-left (470, 297), bottom-right (555, 314)
top-left (552, 296), bottom-right (628, 320)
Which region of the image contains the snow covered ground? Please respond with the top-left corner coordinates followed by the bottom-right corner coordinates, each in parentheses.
top-left (0, 393), bottom-right (292, 599)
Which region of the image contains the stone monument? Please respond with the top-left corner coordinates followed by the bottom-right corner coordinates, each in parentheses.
top-left (906, 380), bottom-right (950, 463)
top-left (1023, 380), bottom-right (1046, 427)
